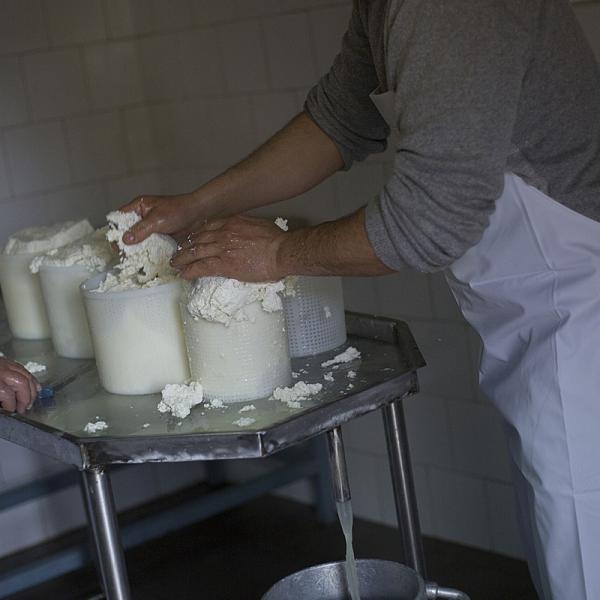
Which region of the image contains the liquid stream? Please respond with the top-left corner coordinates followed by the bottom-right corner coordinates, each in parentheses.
top-left (337, 499), bottom-right (361, 600)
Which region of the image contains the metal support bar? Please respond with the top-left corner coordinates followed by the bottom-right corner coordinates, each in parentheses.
top-left (0, 456), bottom-right (319, 598)
top-left (382, 399), bottom-right (426, 578)
top-left (81, 468), bottom-right (131, 600)
top-left (426, 583), bottom-right (471, 600)
top-left (79, 479), bottom-right (108, 596)
top-left (326, 427), bottom-right (350, 502)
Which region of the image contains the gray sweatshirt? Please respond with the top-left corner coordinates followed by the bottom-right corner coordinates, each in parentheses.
top-left (304, 0), bottom-right (600, 272)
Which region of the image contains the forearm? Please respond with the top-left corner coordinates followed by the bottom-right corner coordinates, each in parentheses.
top-left (194, 112), bottom-right (344, 219)
top-left (276, 208), bottom-right (393, 277)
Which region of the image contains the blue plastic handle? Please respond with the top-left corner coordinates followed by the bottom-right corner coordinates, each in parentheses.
top-left (37, 387), bottom-right (54, 400)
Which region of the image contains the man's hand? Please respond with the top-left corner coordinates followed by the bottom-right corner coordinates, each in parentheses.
top-left (0, 358), bottom-right (40, 414)
top-left (170, 208), bottom-right (393, 282)
top-left (117, 113), bottom-right (344, 247)
top-left (119, 193), bottom-right (205, 245)
top-left (171, 215), bottom-right (287, 282)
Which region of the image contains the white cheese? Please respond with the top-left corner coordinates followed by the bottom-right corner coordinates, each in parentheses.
top-left (272, 381), bottom-right (323, 408)
top-left (275, 217), bottom-right (289, 231)
top-left (84, 420), bottom-right (108, 434)
top-left (233, 417), bottom-right (256, 427)
top-left (30, 227), bottom-right (115, 273)
top-left (3, 220), bottom-right (93, 255)
top-left (186, 276), bottom-right (285, 325)
top-left (95, 211), bottom-right (177, 293)
top-left (321, 346), bottom-right (361, 368)
top-left (23, 361), bottom-right (46, 374)
top-left (157, 382), bottom-right (204, 419)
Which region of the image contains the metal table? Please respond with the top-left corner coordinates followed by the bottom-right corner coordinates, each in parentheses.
top-left (0, 312), bottom-right (427, 600)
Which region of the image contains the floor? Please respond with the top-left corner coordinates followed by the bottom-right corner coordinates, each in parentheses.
top-left (5, 491), bottom-right (538, 600)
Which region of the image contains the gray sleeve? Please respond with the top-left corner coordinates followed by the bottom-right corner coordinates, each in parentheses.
top-left (304, 1), bottom-right (389, 169)
top-left (366, 0), bottom-right (534, 272)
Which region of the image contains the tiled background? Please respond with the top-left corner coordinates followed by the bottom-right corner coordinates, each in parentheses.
top-left (0, 0), bottom-right (598, 562)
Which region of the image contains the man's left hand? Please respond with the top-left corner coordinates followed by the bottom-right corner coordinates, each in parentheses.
top-left (171, 215), bottom-right (287, 282)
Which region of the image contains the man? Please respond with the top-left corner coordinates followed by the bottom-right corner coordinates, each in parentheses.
top-left (0, 356), bottom-right (39, 414)
top-left (119, 1), bottom-right (600, 597)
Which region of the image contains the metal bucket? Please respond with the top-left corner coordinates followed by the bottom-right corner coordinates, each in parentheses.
top-left (262, 559), bottom-right (427, 600)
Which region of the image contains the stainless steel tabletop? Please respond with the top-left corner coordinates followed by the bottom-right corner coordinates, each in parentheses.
top-left (0, 311), bottom-right (424, 469)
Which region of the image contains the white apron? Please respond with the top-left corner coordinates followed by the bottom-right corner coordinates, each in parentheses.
top-left (371, 86), bottom-right (600, 599)
top-left (445, 174), bottom-right (600, 600)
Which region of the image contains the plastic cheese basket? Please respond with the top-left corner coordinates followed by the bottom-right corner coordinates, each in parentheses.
top-left (0, 253), bottom-right (50, 339)
top-left (182, 300), bottom-right (292, 403)
top-left (81, 272), bottom-right (190, 395)
top-left (283, 276), bottom-right (347, 357)
top-left (39, 264), bottom-right (96, 358)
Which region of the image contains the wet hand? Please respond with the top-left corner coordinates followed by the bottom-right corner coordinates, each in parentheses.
top-left (118, 193), bottom-right (204, 245)
top-left (0, 358), bottom-right (41, 414)
top-left (171, 215), bottom-right (287, 282)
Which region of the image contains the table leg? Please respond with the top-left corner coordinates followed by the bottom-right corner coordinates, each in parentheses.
top-left (382, 399), bottom-right (426, 578)
top-left (79, 480), bottom-right (108, 597)
top-left (326, 427), bottom-right (350, 502)
top-left (81, 467), bottom-right (131, 600)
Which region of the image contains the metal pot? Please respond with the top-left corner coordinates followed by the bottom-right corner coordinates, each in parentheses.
top-left (262, 559), bottom-right (427, 600)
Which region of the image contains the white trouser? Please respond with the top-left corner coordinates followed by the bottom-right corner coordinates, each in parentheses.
top-left (446, 174), bottom-right (600, 599)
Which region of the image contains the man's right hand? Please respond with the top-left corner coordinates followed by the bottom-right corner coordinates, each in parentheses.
top-left (118, 112), bottom-right (344, 247)
top-left (119, 192), bottom-right (205, 245)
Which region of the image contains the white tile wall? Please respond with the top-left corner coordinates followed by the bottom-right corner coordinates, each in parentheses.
top-left (403, 393), bottom-right (454, 470)
top-left (408, 320), bottom-right (478, 402)
top-left (24, 49), bottom-right (89, 120)
top-left (104, 0), bottom-right (155, 38)
top-left (485, 480), bottom-right (525, 559)
top-left (152, 0), bottom-right (193, 32)
top-left (180, 29), bottom-right (224, 96)
top-left (0, 0), bottom-right (47, 56)
top-left (219, 21), bottom-right (269, 92)
top-left (138, 34), bottom-right (185, 102)
top-left (0, 57), bottom-right (29, 128)
top-left (5, 122), bottom-right (70, 195)
top-left (448, 400), bottom-right (512, 483)
top-left (123, 106), bottom-right (160, 172)
top-left (0, 0), bottom-right (541, 563)
top-left (376, 272), bottom-right (433, 320)
top-left (84, 42), bottom-right (144, 109)
top-left (429, 468), bottom-right (492, 550)
top-left (0, 152), bottom-right (11, 200)
top-left (105, 172), bottom-right (163, 210)
top-left (191, 0), bottom-right (236, 26)
top-left (45, 183), bottom-right (108, 227)
top-left (262, 13), bottom-right (317, 89)
top-left (46, 0), bottom-right (106, 46)
top-left (309, 5), bottom-right (352, 75)
top-left (0, 194), bottom-right (56, 242)
top-left (150, 100), bottom-right (212, 168)
top-left (206, 96), bottom-right (257, 165)
top-left (66, 112), bottom-right (128, 182)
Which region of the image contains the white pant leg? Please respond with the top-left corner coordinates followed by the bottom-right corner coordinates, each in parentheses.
top-left (445, 174), bottom-right (600, 599)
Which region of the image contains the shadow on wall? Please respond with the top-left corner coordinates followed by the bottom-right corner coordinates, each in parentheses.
top-left (573, 1), bottom-right (600, 61)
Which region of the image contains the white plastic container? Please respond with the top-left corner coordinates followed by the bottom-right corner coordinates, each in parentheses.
top-left (39, 264), bottom-right (95, 358)
top-left (182, 301), bottom-right (292, 403)
top-left (283, 276), bottom-right (347, 357)
top-left (81, 273), bottom-right (190, 395)
top-left (0, 253), bottom-right (50, 339)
